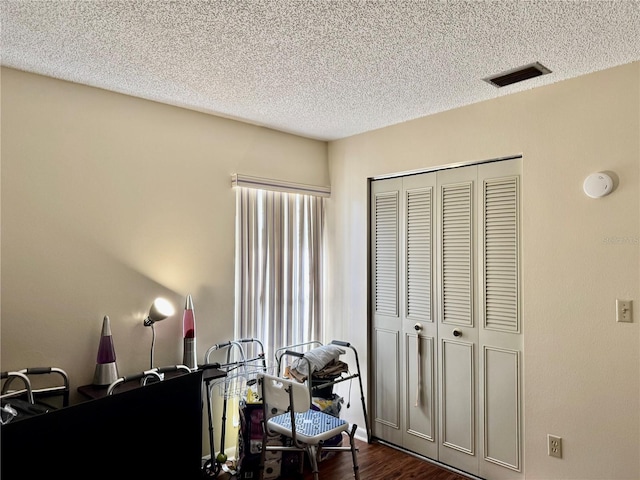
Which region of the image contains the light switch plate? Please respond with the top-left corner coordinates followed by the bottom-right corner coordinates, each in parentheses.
top-left (616, 299), bottom-right (633, 323)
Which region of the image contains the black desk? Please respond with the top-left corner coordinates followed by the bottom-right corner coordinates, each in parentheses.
top-left (2, 369), bottom-right (218, 479)
top-left (77, 366), bottom-right (227, 400)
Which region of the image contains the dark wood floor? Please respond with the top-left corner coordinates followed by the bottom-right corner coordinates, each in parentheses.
top-left (299, 439), bottom-right (471, 480)
top-left (221, 438), bottom-right (473, 480)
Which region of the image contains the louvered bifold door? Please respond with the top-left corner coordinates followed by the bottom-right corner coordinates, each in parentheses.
top-left (371, 177), bottom-right (403, 446)
top-left (437, 166), bottom-right (480, 476)
top-left (478, 160), bottom-right (523, 480)
top-left (402, 173), bottom-right (438, 459)
top-left (370, 158), bottom-right (523, 480)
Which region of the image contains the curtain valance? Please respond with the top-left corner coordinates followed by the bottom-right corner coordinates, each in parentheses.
top-left (231, 173), bottom-right (330, 198)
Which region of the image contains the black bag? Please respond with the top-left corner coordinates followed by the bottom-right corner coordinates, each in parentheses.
top-left (1, 398), bottom-right (51, 423)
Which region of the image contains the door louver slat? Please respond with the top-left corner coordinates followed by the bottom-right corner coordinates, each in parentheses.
top-left (441, 183), bottom-right (473, 326)
top-left (484, 177), bottom-right (519, 332)
top-left (375, 192), bottom-right (399, 316)
top-left (406, 188), bottom-right (432, 321)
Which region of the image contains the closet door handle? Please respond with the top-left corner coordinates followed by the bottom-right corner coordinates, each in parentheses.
top-left (414, 324), bottom-right (423, 407)
top-left (453, 328), bottom-right (462, 337)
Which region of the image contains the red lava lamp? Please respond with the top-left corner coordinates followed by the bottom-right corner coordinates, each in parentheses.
top-left (182, 294), bottom-right (197, 370)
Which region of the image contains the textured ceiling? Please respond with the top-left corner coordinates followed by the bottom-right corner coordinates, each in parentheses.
top-left (2, 1), bottom-right (639, 141)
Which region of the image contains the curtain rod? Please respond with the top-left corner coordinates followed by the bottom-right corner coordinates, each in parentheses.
top-left (231, 173), bottom-right (331, 197)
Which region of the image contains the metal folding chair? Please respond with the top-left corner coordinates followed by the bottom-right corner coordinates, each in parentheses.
top-left (257, 373), bottom-right (360, 480)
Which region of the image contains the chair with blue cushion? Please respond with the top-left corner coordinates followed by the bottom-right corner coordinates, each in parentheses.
top-left (257, 373), bottom-right (360, 480)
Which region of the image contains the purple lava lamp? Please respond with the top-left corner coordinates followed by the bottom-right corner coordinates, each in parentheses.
top-left (92, 315), bottom-right (119, 385)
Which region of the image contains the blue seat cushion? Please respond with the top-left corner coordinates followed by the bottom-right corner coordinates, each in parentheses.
top-left (267, 409), bottom-right (348, 444)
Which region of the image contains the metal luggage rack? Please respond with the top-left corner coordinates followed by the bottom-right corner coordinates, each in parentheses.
top-left (202, 338), bottom-right (270, 478)
top-left (274, 339), bottom-right (371, 442)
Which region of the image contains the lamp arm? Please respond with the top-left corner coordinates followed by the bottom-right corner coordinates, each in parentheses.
top-left (149, 323), bottom-right (156, 370)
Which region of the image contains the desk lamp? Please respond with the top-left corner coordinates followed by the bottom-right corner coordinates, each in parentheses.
top-left (143, 297), bottom-right (175, 370)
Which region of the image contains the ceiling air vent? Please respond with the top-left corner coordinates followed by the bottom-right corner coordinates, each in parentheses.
top-left (484, 62), bottom-right (551, 87)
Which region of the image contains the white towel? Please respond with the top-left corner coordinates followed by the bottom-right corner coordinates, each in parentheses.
top-left (291, 344), bottom-right (345, 377)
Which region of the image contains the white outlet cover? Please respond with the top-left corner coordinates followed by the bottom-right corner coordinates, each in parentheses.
top-left (583, 173), bottom-right (613, 198)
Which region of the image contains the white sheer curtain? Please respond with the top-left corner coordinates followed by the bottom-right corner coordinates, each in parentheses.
top-left (234, 187), bottom-right (324, 361)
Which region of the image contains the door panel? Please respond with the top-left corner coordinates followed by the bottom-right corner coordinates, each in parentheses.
top-left (441, 339), bottom-right (475, 454)
top-left (404, 332), bottom-right (436, 454)
top-left (374, 328), bottom-right (401, 430)
top-left (483, 346), bottom-right (520, 471)
top-left (402, 173), bottom-right (438, 458)
top-left (371, 178), bottom-right (403, 446)
top-left (478, 160), bottom-right (523, 480)
top-left (437, 165), bottom-right (479, 475)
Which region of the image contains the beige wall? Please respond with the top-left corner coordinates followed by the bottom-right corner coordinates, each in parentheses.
top-left (2, 62), bottom-right (639, 479)
top-left (326, 62), bottom-right (640, 479)
top-left (0, 68), bottom-right (327, 413)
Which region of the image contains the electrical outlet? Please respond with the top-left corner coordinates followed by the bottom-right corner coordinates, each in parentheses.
top-left (548, 434), bottom-right (562, 458)
top-left (616, 299), bottom-right (633, 323)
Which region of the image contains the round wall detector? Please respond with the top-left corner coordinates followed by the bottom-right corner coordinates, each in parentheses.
top-left (583, 172), bottom-right (613, 198)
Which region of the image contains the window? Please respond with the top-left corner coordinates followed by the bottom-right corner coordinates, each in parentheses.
top-left (234, 187), bottom-right (325, 360)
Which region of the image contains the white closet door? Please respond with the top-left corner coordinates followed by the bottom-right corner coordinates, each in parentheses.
top-left (478, 160), bottom-right (523, 480)
top-left (370, 158), bottom-right (523, 480)
top-left (402, 173), bottom-right (438, 458)
top-left (437, 165), bottom-right (480, 475)
top-left (371, 177), bottom-right (403, 446)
